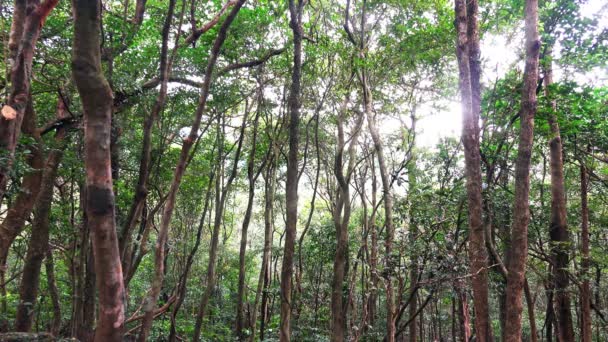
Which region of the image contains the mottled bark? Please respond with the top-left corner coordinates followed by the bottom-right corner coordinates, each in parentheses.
top-left (504, 0), bottom-right (540, 340)
top-left (72, 0), bottom-right (126, 339)
top-left (280, 1), bottom-right (304, 340)
top-left (137, 1), bottom-right (245, 340)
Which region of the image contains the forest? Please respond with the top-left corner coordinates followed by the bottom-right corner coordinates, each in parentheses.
top-left (0, 0), bottom-right (607, 341)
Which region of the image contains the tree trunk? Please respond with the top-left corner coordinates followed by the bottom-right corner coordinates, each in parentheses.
top-left (504, 0), bottom-right (540, 340)
top-left (580, 161), bottom-right (592, 342)
top-left (251, 155), bottom-right (276, 342)
top-left (454, 0), bottom-right (492, 340)
top-left (72, 0), bottom-right (126, 339)
top-left (364, 71), bottom-right (396, 342)
top-left (543, 45), bottom-right (575, 342)
top-left (524, 279), bottom-right (538, 342)
top-left (331, 99), bottom-right (364, 342)
top-left (119, 0), bottom-right (176, 264)
top-left (167, 169), bottom-right (215, 342)
top-left (236, 101), bottom-right (264, 340)
top-left (14, 102), bottom-right (68, 331)
top-left (280, 1), bottom-right (304, 340)
top-left (0, 99), bottom-right (44, 327)
top-left (193, 109), bottom-right (248, 341)
top-left (137, 1), bottom-right (245, 340)
top-left (45, 249), bottom-right (62, 336)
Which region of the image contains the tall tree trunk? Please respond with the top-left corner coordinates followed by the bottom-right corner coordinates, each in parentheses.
top-left (72, 0), bottom-right (126, 339)
top-left (0, 0), bottom-right (59, 202)
top-left (137, 1), bottom-right (245, 340)
top-left (0, 99), bottom-right (44, 327)
top-left (119, 0), bottom-right (177, 264)
top-left (236, 97), bottom-right (265, 340)
top-left (367, 154), bottom-right (378, 326)
top-left (251, 155), bottom-right (276, 342)
top-left (167, 169), bottom-right (215, 342)
top-left (45, 249), bottom-right (62, 336)
top-left (280, 1), bottom-right (304, 340)
top-left (543, 45), bottom-right (575, 342)
top-left (363, 69), bottom-right (396, 342)
top-left (193, 108), bottom-right (248, 341)
top-left (14, 101), bottom-right (68, 332)
top-left (454, 0), bottom-right (492, 341)
top-left (580, 160), bottom-right (592, 342)
top-left (331, 99), bottom-right (364, 342)
top-left (504, 0), bottom-right (540, 340)
top-left (524, 279), bottom-right (538, 342)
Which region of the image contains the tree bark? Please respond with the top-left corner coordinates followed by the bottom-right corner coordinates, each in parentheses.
top-left (580, 160), bottom-right (592, 342)
top-left (454, 0), bottom-right (492, 340)
top-left (504, 0), bottom-right (540, 340)
top-left (72, 0), bottom-right (126, 339)
top-left (280, 1), bottom-right (304, 340)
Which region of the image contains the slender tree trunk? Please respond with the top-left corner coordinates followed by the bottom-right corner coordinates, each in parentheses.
top-left (364, 73), bottom-right (396, 342)
top-left (167, 168), bottom-right (215, 342)
top-left (504, 0), bottom-right (540, 340)
top-left (367, 155), bottom-right (378, 326)
top-left (280, 1), bottom-right (304, 340)
top-left (193, 109), bottom-right (248, 341)
top-left (119, 0), bottom-right (176, 264)
top-left (72, 0), bottom-right (127, 339)
top-left (542, 45), bottom-right (575, 342)
top-left (14, 103), bottom-right (68, 331)
top-left (137, 2), bottom-right (245, 340)
top-left (251, 156), bottom-right (276, 342)
top-left (580, 161), bottom-right (592, 342)
top-left (0, 99), bottom-right (44, 326)
top-left (524, 279), bottom-right (538, 342)
top-left (331, 99), bottom-right (364, 342)
top-left (45, 249), bottom-right (62, 336)
top-left (236, 101), bottom-right (264, 340)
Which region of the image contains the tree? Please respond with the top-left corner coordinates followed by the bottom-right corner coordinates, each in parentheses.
top-left (71, 0), bottom-right (126, 339)
top-left (504, 0), bottom-right (541, 339)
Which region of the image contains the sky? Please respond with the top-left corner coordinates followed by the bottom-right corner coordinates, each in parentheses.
top-left (413, 0), bottom-right (607, 149)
